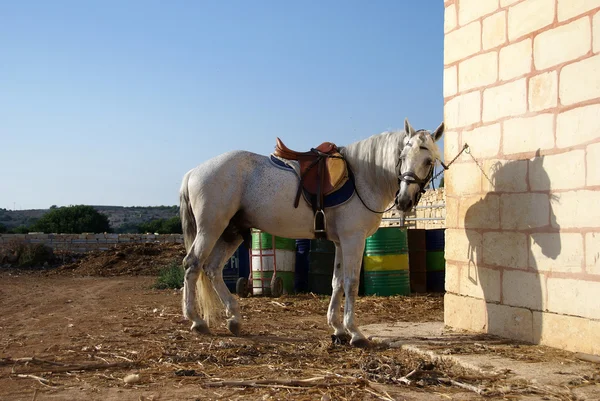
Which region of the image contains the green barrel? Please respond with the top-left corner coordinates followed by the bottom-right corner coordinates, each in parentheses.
top-left (251, 232), bottom-right (296, 251)
top-left (307, 239), bottom-right (336, 295)
top-left (363, 227), bottom-right (410, 296)
top-left (365, 227), bottom-right (408, 255)
top-left (426, 251), bottom-right (445, 271)
top-left (363, 270), bottom-right (411, 296)
top-left (251, 231), bottom-right (295, 295)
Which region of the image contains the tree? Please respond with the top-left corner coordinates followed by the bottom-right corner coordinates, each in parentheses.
top-left (0, 223), bottom-right (7, 233)
top-left (32, 205), bottom-right (111, 234)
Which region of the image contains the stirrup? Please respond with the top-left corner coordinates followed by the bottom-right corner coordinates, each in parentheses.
top-left (314, 209), bottom-right (327, 234)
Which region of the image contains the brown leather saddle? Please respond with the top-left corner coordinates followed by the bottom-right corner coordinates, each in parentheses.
top-left (273, 138), bottom-right (348, 238)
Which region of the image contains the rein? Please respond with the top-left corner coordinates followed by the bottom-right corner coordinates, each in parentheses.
top-left (349, 143), bottom-right (470, 215)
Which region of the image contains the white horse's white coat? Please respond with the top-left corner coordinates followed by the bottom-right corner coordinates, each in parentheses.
top-left (179, 118), bottom-right (443, 347)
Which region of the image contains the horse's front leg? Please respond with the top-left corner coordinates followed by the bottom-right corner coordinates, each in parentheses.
top-left (327, 243), bottom-right (348, 343)
top-left (341, 235), bottom-right (369, 348)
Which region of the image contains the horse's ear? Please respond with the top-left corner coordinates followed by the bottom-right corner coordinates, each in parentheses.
top-left (432, 122), bottom-right (444, 142)
top-left (404, 118), bottom-right (416, 137)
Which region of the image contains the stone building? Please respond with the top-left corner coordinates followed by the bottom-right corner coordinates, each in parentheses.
top-left (443, 0), bottom-right (600, 354)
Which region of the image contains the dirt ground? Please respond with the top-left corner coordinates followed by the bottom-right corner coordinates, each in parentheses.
top-left (0, 245), bottom-right (598, 401)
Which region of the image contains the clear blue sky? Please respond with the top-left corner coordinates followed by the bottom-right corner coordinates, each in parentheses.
top-left (0, 1), bottom-right (444, 210)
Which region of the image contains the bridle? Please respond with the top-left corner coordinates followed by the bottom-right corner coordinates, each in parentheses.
top-left (394, 145), bottom-right (437, 209)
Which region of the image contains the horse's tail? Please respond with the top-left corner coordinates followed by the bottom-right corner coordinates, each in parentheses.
top-left (179, 172), bottom-right (197, 253)
top-left (179, 171), bottom-right (223, 326)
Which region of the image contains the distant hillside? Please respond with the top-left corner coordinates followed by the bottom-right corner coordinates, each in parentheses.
top-left (0, 206), bottom-right (179, 233)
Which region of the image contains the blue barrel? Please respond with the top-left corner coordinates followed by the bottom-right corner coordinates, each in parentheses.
top-left (425, 229), bottom-right (445, 251)
top-left (425, 229), bottom-right (445, 293)
top-left (223, 243), bottom-right (250, 293)
top-left (427, 271), bottom-right (445, 292)
top-left (295, 239), bottom-right (311, 293)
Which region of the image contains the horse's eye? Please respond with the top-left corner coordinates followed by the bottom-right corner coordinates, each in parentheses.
top-left (425, 158), bottom-right (433, 165)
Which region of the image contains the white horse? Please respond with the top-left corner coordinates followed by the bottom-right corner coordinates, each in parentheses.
top-left (179, 118), bottom-right (444, 347)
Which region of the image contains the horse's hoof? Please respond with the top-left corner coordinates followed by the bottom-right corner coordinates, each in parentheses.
top-left (351, 338), bottom-right (371, 349)
top-left (227, 320), bottom-right (241, 336)
top-left (191, 322), bottom-right (210, 335)
top-left (331, 333), bottom-right (351, 345)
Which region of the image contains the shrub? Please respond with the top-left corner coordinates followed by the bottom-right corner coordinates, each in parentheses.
top-left (139, 216), bottom-right (182, 234)
top-left (154, 261), bottom-right (185, 289)
top-left (0, 241), bottom-right (54, 267)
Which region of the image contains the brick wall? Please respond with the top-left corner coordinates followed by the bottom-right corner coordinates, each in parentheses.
top-left (443, 0), bottom-right (600, 354)
top-left (0, 233), bottom-right (184, 253)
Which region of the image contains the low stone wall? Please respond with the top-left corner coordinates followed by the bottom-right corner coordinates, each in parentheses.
top-left (0, 233), bottom-right (184, 253)
top-left (381, 188), bottom-right (446, 229)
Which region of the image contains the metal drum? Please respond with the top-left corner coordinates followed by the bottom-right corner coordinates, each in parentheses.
top-left (251, 231), bottom-right (295, 295)
top-left (363, 227), bottom-right (410, 296)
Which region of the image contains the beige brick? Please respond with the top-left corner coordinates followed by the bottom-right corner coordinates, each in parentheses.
top-left (502, 114), bottom-right (554, 154)
top-left (588, 143), bottom-right (600, 186)
top-left (445, 229), bottom-right (482, 264)
top-left (585, 232), bottom-right (600, 274)
top-left (459, 0), bottom-right (499, 25)
top-left (501, 0), bottom-right (520, 6)
top-left (444, 66), bottom-right (457, 97)
top-left (461, 123), bottom-right (501, 158)
top-left (558, 0), bottom-right (600, 22)
top-left (560, 54), bottom-right (600, 106)
top-left (487, 303), bottom-right (534, 343)
top-left (547, 278), bottom-right (600, 319)
top-left (445, 196), bottom-right (460, 229)
top-left (534, 17), bottom-right (592, 70)
top-left (481, 159), bottom-right (528, 192)
top-left (444, 130), bottom-right (460, 162)
top-left (483, 11), bottom-right (507, 50)
top-left (444, 90), bottom-right (481, 129)
top-left (499, 39), bottom-right (532, 81)
top-left (483, 232), bottom-right (528, 269)
top-left (503, 270), bottom-right (546, 310)
top-left (508, 0), bottom-right (556, 41)
top-left (460, 194), bottom-right (500, 229)
top-left (556, 104), bottom-right (600, 148)
top-left (482, 79), bottom-right (527, 122)
top-left (552, 190), bottom-right (600, 228)
top-left (446, 161), bottom-right (482, 194)
top-left (444, 21), bottom-right (481, 64)
top-left (530, 233), bottom-right (584, 272)
top-left (445, 3), bottom-right (457, 33)
top-left (501, 193), bottom-right (550, 230)
top-left (533, 312), bottom-right (600, 353)
top-left (529, 71), bottom-right (558, 111)
top-left (444, 293), bottom-right (488, 333)
top-left (530, 150), bottom-right (586, 190)
top-left (594, 11), bottom-right (600, 53)
top-left (445, 262), bottom-right (460, 293)
top-left (459, 51), bottom-right (499, 92)
top-left (460, 265), bottom-right (501, 302)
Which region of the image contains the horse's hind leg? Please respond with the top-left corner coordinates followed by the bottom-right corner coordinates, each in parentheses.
top-left (204, 237), bottom-right (244, 336)
top-left (182, 233), bottom-right (220, 334)
top-left (327, 243), bottom-right (349, 344)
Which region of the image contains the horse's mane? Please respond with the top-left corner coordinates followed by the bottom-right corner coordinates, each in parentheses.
top-left (340, 130), bottom-right (407, 200)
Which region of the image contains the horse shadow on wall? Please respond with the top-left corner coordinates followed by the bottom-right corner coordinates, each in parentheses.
top-left (464, 150), bottom-right (561, 344)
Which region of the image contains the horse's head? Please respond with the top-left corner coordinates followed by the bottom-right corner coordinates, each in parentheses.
top-left (395, 118), bottom-right (444, 212)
